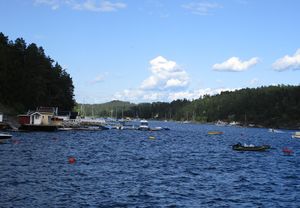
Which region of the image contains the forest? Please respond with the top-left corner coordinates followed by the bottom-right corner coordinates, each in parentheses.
top-left (80, 85), bottom-right (300, 129)
top-left (0, 32), bottom-right (75, 113)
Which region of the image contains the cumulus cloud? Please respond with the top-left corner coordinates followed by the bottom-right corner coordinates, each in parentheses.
top-left (113, 56), bottom-right (239, 102)
top-left (182, 2), bottom-right (221, 15)
top-left (272, 49), bottom-right (300, 71)
top-left (212, 57), bottom-right (259, 72)
top-left (34, 0), bottom-right (126, 12)
top-left (141, 56), bottom-right (189, 90)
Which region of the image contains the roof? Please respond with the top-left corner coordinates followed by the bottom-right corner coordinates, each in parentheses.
top-left (37, 107), bottom-right (57, 113)
top-left (30, 112), bottom-right (42, 116)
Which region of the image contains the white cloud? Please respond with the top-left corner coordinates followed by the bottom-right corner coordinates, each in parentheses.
top-left (141, 56), bottom-right (189, 90)
top-left (140, 76), bottom-right (158, 89)
top-left (34, 0), bottom-right (126, 12)
top-left (114, 89), bottom-right (165, 102)
top-left (113, 56), bottom-right (239, 103)
top-left (272, 49), bottom-right (300, 71)
top-left (34, 0), bottom-right (61, 10)
top-left (212, 57), bottom-right (259, 72)
top-left (72, 0), bottom-right (126, 12)
top-left (182, 2), bottom-right (221, 15)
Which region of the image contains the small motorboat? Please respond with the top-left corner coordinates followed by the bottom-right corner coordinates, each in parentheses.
top-left (232, 143), bottom-right (270, 151)
top-left (58, 127), bottom-right (73, 131)
top-left (292, 132), bottom-right (300, 139)
top-left (0, 133), bottom-right (12, 139)
top-left (208, 131), bottom-right (223, 135)
top-left (150, 127), bottom-right (170, 131)
top-left (138, 120), bottom-right (150, 130)
top-left (268, 128), bottom-right (283, 133)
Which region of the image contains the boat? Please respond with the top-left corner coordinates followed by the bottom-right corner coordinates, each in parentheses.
top-left (208, 131), bottom-right (223, 135)
top-left (74, 125), bottom-right (109, 131)
top-left (138, 120), bottom-right (150, 130)
top-left (0, 133), bottom-right (12, 139)
top-left (292, 132), bottom-right (300, 138)
top-left (57, 127), bottom-right (73, 131)
top-left (268, 128), bottom-right (283, 133)
top-left (232, 143), bottom-right (270, 151)
top-left (215, 120), bottom-right (227, 126)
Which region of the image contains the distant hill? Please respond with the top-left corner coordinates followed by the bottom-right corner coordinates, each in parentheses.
top-left (76, 100), bottom-right (136, 118)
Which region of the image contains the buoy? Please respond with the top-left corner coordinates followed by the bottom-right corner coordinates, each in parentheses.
top-left (282, 147), bottom-right (293, 155)
top-left (68, 157), bottom-right (76, 164)
top-left (149, 136), bottom-right (155, 140)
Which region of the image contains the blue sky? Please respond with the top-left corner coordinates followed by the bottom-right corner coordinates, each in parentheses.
top-left (1, 0), bottom-right (300, 103)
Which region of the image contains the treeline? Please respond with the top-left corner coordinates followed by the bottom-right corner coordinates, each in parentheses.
top-left (191, 85), bottom-right (300, 128)
top-left (81, 85), bottom-right (300, 128)
top-left (75, 100), bottom-right (135, 118)
top-left (0, 32), bottom-right (75, 113)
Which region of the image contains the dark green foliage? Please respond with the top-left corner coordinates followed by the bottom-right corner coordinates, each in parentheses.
top-left (182, 85), bottom-right (299, 128)
top-left (80, 86), bottom-right (300, 128)
top-left (191, 85), bottom-right (300, 128)
top-left (76, 100), bottom-right (135, 118)
top-left (0, 32), bottom-right (75, 112)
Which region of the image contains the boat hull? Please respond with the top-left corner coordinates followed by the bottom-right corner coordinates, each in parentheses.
top-left (0, 133), bottom-right (12, 139)
top-left (208, 131), bottom-right (223, 135)
top-left (232, 144), bottom-right (270, 151)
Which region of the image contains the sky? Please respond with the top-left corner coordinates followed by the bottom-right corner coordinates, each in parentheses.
top-left (1, 0), bottom-right (300, 104)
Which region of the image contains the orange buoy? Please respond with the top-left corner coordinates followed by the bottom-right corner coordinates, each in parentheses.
top-left (68, 157), bottom-right (76, 164)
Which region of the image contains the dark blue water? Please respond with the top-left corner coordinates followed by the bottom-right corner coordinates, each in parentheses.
top-left (1, 121), bottom-right (299, 207)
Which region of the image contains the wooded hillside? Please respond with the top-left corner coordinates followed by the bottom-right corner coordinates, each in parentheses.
top-left (0, 32), bottom-right (75, 113)
top-left (80, 85), bottom-right (300, 129)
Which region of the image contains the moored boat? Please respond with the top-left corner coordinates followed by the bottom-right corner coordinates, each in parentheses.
top-left (0, 133), bottom-right (12, 139)
top-left (208, 131), bottom-right (223, 135)
top-left (232, 143), bottom-right (270, 151)
top-left (138, 120), bottom-right (150, 130)
top-left (292, 132), bottom-right (300, 138)
top-left (268, 128), bottom-right (283, 133)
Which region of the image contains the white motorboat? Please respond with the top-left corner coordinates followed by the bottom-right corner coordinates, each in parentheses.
top-left (0, 133), bottom-right (12, 139)
top-left (292, 132), bottom-right (300, 139)
top-left (138, 120), bottom-right (150, 130)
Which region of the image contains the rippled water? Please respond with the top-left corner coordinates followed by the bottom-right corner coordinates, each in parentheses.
top-left (0, 121), bottom-right (299, 207)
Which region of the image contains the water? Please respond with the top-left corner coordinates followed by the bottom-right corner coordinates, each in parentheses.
top-left (0, 121), bottom-right (299, 207)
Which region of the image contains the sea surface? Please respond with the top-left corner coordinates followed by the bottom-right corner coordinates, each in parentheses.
top-left (0, 121), bottom-right (299, 208)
